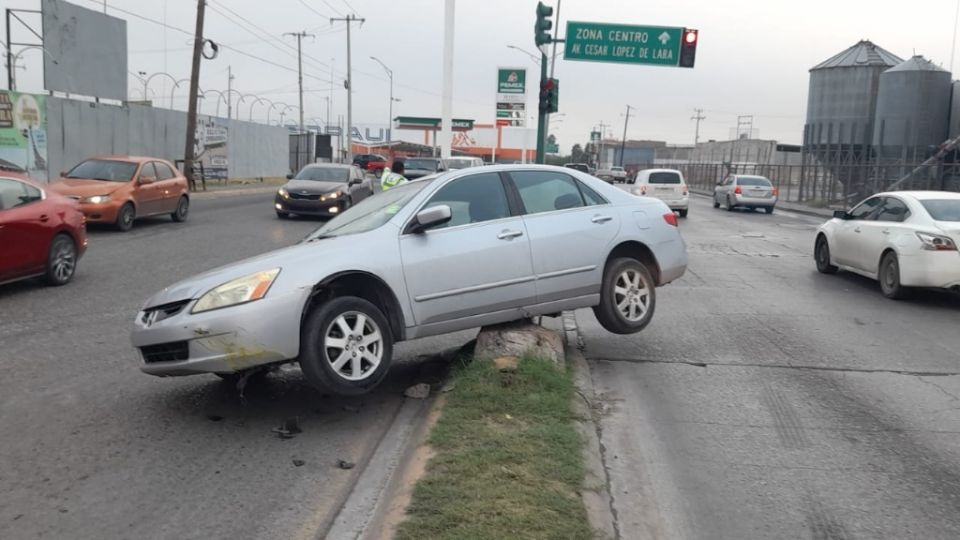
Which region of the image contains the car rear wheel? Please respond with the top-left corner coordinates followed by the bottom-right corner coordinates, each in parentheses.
top-left (116, 203), bottom-right (135, 232)
top-left (765, 206), bottom-right (774, 215)
top-left (45, 234), bottom-right (77, 286)
top-left (593, 257), bottom-right (656, 334)
top-left (678, 209), bottom-right (688, 218)
top-left (713, 197), bottom-right (720, 209)
top-left (815, 236), bottom-right (838, 274)
top-left (299, 296), bottom-right (393, 395)
top-left (726, 196), bottom-right (735, 212)
top-left (879, 252), bottom-right (911, 300)
top-left (171, 196), bottom-right (189, 222)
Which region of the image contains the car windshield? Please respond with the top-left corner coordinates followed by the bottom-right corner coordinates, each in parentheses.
top-left (294, 166), bottom-right (350, 182)
top-left (737, 177), bottom-right (772, 187)
top-left (405, 159), bottom-right (438, 170)
top-left (921, 199), bottom-right (960, 221)
top-left (304, 180), bottom-right (431, 240)
top-left (66, 159), bottom-right (138, 182)
top-left (444, 159), bottom-right (474, 169)
top-left (648, 172), bottom-right (682, 184)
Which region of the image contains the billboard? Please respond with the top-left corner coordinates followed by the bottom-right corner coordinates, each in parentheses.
top-left (195, 116), bottom-right (229, 180)
top-left (496, 67), bottom-right (527, 127)
top-left (0, 91), bottom-right (49, 180)
top-left (42, 0), bottom-right (128, 100)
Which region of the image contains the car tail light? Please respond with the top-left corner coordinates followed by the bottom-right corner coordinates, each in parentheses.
top-left (682, 186), bottom-right (688, 196)
top-left (917, 232), bottom-right (958, 251)
top-left (734, 186), bottom-right (742, 195)
top-left (663, 212), bottom-right (678, 227)
top-left (772, 187), bottom-right (779, 197)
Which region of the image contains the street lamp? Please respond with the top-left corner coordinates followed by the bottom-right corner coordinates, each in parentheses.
top-left (370, 56), bottom-right (398, 140)
top-left (506, 45), bottom-right (541, 66)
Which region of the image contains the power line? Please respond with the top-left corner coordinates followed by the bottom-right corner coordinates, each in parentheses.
top-left (339, 0), bottom-right (359, 15)
top-left (320, 0), bottom-right (346, 17)
top-left (81, 0), bottom-right (192, 36)
top-left (297, 0), bottom-right (334, 20)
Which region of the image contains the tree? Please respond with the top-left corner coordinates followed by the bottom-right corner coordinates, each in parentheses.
top-left (571, 143), bottom-right (584, 164)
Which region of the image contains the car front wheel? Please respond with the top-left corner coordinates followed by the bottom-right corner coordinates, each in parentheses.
top-left (594, 257), bottom-right (656, 334)
top-left (45, 234), bottom-right (77, 286)
top-left (171, 196), bottom-right (189, 222)
top-left (815, 236), bottom-right (838, 274)
top-left (116, 203), bottom-right (135, 231)
top-left (299, 296), bottom-right (393, 395)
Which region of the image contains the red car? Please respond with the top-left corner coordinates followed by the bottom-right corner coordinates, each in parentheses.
top-left (0, 172), bottom-right (88, 287)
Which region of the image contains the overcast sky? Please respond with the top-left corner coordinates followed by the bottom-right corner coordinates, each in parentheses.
top-left (6, 0), bottom-right (960, 151)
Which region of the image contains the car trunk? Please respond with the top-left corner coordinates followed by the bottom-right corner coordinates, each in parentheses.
top-left (741, 184), bottom-right (774, 198)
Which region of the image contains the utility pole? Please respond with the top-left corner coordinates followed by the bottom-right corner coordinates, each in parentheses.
top-left (285, 31), bottom-right (315, 133)
top-left (440, 0), bottom-right (455, 159)
top-left (691, 107), bottom-right (705, 145)
top-left (330, 15), bottom-right (364, 163)
top-left (371, 56), bottom-right (395, 141)
top-left (226, 65), bottom-right (233, 119)
top-left (183, 0), bottom-right (206, 191)
top-left (619, 105), bottom-right (634, 167)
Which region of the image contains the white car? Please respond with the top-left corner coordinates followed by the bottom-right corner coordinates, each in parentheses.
top-left (631, 169), bottom-right (689, 217)
top-left (815, 191), bottom-right (960, 298)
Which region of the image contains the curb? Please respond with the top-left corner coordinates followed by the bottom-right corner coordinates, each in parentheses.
top-left (190, 186), bottom-right (280, 199)
top-left (689, 189), bottom-right (833, 219)
top-left (565, 313), bottom-right (618, 540)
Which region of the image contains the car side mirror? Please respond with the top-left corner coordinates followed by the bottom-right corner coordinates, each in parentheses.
top-left (60, 171), bottom-right (67, 177)
top-left (833, 210), bottom-right (850, 220)
top-left (286, 173), bottom-right (294, 180)
top-left (139, 176), bottom-right (156, 185)
top-left (349, 178), bottom-right (361, 185)
top-left (411, 205), bottom-right (452, 233)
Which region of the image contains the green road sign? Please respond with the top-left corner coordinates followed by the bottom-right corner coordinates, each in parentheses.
top-left (546, 143), bottom-right (560, 154)
top-left (564, 21), bottom-right (683, 66)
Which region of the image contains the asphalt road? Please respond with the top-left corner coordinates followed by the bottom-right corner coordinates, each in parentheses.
top-left (0, 192), bottom-right (471, 539)
top-left (579, 195), bottom-right (960, 539)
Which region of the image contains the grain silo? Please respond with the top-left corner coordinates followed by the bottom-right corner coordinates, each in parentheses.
top-left (873, 56), bottom-right (952, 160)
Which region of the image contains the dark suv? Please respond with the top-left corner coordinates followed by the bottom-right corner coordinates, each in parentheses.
top-left (352, 154), bottom-right (387, 172)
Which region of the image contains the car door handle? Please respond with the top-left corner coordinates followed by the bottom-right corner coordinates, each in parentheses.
top-left (854, 227), bottom-right (861, 233)
top-left (39, 214), bottom-right (49, 223)
top-left (591, 215), bottom-right (613, 224)
top-left (497, 230), bottom-right (524, 240)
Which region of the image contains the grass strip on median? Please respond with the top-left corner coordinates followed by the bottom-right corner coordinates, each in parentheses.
top-left (396, 355), bottom-right (593, 540)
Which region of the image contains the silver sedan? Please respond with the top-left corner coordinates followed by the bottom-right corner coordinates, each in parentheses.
top-left (131, 165), bottom-right (688, 395)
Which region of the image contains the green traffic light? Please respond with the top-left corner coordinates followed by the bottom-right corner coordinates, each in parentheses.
top-left (535, 2), bottom-right (554, 46)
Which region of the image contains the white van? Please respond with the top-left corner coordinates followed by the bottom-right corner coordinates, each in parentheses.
top-left (632, 169), bottom-right (689, 217)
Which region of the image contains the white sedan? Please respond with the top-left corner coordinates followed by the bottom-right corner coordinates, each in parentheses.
top-left (815, 191), bottom-right (960, 298)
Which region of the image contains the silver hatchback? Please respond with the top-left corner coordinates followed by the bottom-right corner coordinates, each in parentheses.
top-left (131, 165), bottom-right (688, 395)
top-left (714, 174), bottom-right (778, 213)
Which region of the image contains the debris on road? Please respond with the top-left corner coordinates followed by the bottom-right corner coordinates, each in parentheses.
top-left (206, 414), bottom-right (225, 422)
top-left (292, 459), bottom-right (306, 467)
top-left (271, 417), bottom-right (302, 439)
top-left (337, 459), bottom-right (356, 470)
top-left (404, 383), bottom-right (431, 399)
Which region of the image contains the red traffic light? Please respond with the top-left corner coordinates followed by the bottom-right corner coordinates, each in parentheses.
top-left (684, 29), bottom-right (698, 44)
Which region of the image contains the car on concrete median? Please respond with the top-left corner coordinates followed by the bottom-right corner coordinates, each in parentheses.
top-left (631, 169), bottom-right (690, 218)
top-left (713, 174), bottom-right (778, 214)
top-left (48, 156), bottom-right (190, 231)
top-left (130, 164), bottom-right (688, 396)
top-left (276, 163), bottom-right (374, 219)
top-left (596, 166), bottom-right (628, 183)
top-left (814, 191), bottom-right (960, 299)
top-left (0, 173), bottom-right (87, 287)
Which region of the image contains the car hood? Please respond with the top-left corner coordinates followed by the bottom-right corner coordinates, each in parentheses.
top-left (141, 234), bottom-right (362, 309)
top-left (48, 178), bottom-right (127, 198)
top-left (284, 179), bottom-right (346, 194)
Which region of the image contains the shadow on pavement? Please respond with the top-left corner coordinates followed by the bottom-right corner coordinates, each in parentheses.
top-left (830, 271), bottom-right (960, 309)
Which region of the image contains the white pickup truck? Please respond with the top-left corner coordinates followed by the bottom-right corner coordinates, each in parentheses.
top-left (595, 166), bottom-right (628, 183)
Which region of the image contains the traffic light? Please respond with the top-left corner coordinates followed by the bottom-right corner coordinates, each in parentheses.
top-left (679, 28), bottom-right (698, 68)
top-left (535, 2), bottom-right (553, 46)
top-left (539, 78), bottom-right (558, 113)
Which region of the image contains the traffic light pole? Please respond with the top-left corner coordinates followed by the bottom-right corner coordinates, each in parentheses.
top-left (535, 53), bottom-right (547, 164)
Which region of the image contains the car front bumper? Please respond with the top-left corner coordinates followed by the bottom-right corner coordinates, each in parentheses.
top-left (78, 202), bottom-right (122, 224)
top-left (130, 288), bottom-right (310, 376)
top-left (275, 194), bottom-right (347, 216)
top-left (898, 251), bottom-right (960, 289)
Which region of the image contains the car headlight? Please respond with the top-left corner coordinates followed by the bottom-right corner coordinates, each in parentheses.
top-left (321, 191), bottom-right (340, 201)
top-left (278, 188), bottom-right (289, 198)
top-left (82, 194), bottom-right (112, 204)
top-left (192, 269), bottom-right (281, 313)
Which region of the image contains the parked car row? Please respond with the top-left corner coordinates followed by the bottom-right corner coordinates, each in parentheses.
top-left (0, 156), bottom-right (190, 287)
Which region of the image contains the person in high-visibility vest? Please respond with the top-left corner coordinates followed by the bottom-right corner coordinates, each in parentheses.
top-left (380, 160), bottom-right (408, 191)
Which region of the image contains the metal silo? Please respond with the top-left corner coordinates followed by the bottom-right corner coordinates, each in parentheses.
top-left (873, 56), bottom-right (952, 160)
top-left (805, 40), bottom-right (902, 154)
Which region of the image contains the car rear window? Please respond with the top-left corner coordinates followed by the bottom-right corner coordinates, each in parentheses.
top-left (921, 199), bottom-right (960, 221)
top-left (648, 172), bottom-right (682, 184)
top-left (737, 177), bottom-right (772, 187)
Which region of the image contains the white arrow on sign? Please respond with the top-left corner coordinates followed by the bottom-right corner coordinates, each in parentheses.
top-left (658, 31), bottom-right (671, 45)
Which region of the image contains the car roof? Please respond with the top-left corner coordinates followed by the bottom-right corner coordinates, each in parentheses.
top-left (879, 191), bottom-right (960, 201)
top-left (735, 174), bottom-right (770, 180)
top-left (89, 156), bottom-right (164, 163)
top-left (640, 168), bottom-right (681, 174)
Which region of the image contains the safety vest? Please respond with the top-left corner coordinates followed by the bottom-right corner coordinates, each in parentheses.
top-left (381, 169), bottom-right (408, 191)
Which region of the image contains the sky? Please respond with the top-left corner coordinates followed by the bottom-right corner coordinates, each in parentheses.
top-left (6, 0), bottom-right (960, 152)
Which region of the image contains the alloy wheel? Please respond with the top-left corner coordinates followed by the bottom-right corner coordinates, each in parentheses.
top-left (324, 311), bottom-right (383, 381)
top-left (51, 239), bottom-right (76, 283)
top-left (614, 269), bottom-right (651, 322)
